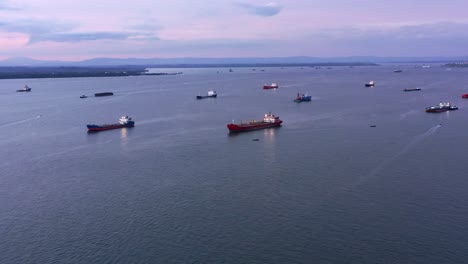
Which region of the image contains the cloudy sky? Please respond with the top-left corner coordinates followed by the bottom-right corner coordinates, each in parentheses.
top-left (0, 0), bottom-right (467, 60)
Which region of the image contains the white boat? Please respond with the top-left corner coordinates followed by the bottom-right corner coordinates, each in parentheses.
top-left (196, 90), bottom-right (217, 99)
top-left (16, 85), bottom-right (32, 92)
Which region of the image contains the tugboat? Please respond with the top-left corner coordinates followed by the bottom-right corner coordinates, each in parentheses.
top-left (87, 116), bottom-right (135, 132)
top-left (16, 85), bottom-right (32, 92)
top-left (425, 102), bottom-right (458, 113)
top-left (403, 88), bottom-right (422, 92)
top-left (196, 90), bottom-right (217, 99)
top-left (263, 83), bottom-right (279, 89)
top-left (462, 93), bottom-right (468, 98)
top-left (294, 93), bottom-right (312, 102)
top-left (227, 113), bottom-right (282, 132)
top-left (365, 81), bottom-right (375, 87)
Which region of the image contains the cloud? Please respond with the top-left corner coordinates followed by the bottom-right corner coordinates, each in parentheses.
top-left (0, 19), bottom-right (159, 44)
top-left (236, 2), bottom-right (282, 17)
top-left (0, 20), bottom-right (76, 35)
top-left (129, 22), bottom-right (163, 32)
top-left (299, 22), bottom-right (468, 56)
top-left (310, 22), bottom-right (468, 41)
top-left (29, 32), bottom-right (132, 43)
top-left (0, 0), bottom-right (19, 10)
top-left (29, 32), bottom-right (160, 44)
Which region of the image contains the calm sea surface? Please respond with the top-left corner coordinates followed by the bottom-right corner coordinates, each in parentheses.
top-left (1, 65), bottom-right (468, 263)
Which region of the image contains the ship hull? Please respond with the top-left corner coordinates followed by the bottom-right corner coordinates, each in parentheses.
top-left (462, 93), bottom-right (468, 98)
top-left (263, 86), bottom-right (278, 89)
top-left (294, 97), bottom-right (311, 102)
top-left (94, 92), bottom-right (114, 97)
top-left (196, 94), bottom-right (217, 99)
top-left (87, 122), bottom-right (134, 132)
top-left (425, 108), bottom-right (448, 113)
top-left (425, 107), bottom-right (458, 113)
top-left (16, 89), bottom-right (31, 92)
top-left (227, 121), bottom-right (282, 132)
top-left (365, 84), bottom-right (374, 87)
top-left (404, 88), bottom-right (421, 92)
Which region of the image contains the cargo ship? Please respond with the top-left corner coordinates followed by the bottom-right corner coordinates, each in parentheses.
top-left (294, 93), bottom-right (312, 102)
top-left (16, 85), bottom-right (31, 92)
top-left (462, 93), bottom-right (468, 98)
top-left (87, 116), bottom-right (135, 132)
top-left (365, 81), bottom-right (375, 87)
top-left (197, 90), bottom-right (217, 99)
top-left (403, 88), bottom-right (421, 92)
top-left (227, 113), bottom-right (282, 132)
top-left (94, 92), bottom-right (113, 97)
top-left (263, 83), bottom-right (279, 89)
top-left (425, 102), bottom-right (458, 113)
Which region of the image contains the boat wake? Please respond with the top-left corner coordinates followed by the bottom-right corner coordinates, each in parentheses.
top-left (399, 110), bottom-right (418, 120)
top-left (31, 145), bottom-right (88, 161)
top-left (0, 115), bottom-right (42, 128)
top-left (350, 124), bottom-right (441, 189)
top-left (281, 83), bottom-right (304, 88)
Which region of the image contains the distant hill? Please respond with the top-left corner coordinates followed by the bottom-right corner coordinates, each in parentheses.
top-left (1, 56), bottom-right (468, 67)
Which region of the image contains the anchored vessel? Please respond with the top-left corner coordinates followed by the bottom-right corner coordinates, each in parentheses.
top-left (17, 85), bottom-right (32, 92)
top-left (87, 116), bottom-right (135, 132)
top-left (425, 102), bottom-right (458, 113)
top-left (197, 90), bottom-right (217, 99)
top-left (404, 88), bottom-right (421, 92)
top-left (294, 93), bottom-right (312, 102)
top-left (365, 81), bottom-right (375, 87)
top-left (94, 92), bottom-right (114, 97)
top-left (227, 113), bottom-right (282, 132)
top-left (263, 83), bottom-right (279, 89)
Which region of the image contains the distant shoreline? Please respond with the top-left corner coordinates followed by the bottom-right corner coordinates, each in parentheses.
top-left (0, 63), bottom-right (377, 80)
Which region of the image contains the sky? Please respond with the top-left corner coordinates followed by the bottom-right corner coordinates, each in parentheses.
top-left (0, 0), bottom-right (467, 60)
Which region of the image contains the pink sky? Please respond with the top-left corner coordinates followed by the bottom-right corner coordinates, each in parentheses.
top-left (0, 0), bottom-right (468, 60)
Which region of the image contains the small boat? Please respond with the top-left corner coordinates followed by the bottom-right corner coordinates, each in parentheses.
top-left (229, 69), bottom-right (233, 72)
top-left (462, 93), bottom-right (468, 98)
top-left (227, 113), bottom-right (282, 132)
top-left (94, 92), bottom-right (113, 97)
top-left (365, 81), bottom-right (375, 87)
top-left (252, 139), bottom-right (260, 141)
top-left (403, 88), bottom-right (421, 92)
top-left (80, 95), bottom-right (88, 98)
top-left (425, 102), bottom-right (458, 113)
top-left (87, 116), bottom-right (135, 132)
top-left (263, 83), bottom-right (279, 89)
top-left (370, 125), bottom-right (377, 128)
top-left (294, 93), bottom-right (312, 102)
top-left (196, 90), bottom-right (217, 99)
top-left (394, 70), bottom-right (403, 73)
top-left (16, 85), bottom-right (32, 92)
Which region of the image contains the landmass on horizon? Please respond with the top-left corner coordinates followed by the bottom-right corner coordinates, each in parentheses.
top-left (1, 56), bottom-right (468, 67)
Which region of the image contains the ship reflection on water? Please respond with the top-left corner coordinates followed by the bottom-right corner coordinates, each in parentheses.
top-left (263, 127), bottom-right (277, 141)
top-left (120, 127), bottom-right (130, 149)
top-left (262, 128), bottom-right (278, 164)
top-left (120, 127), bottom-right (128, 140)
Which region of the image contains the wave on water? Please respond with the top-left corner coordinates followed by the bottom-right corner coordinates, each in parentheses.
top-left (399, 109), bottom-right (419, 120)
top-left (350, 124), bottom-right (442, 189)
top-left (0, 115), bottom-right (42, 128)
